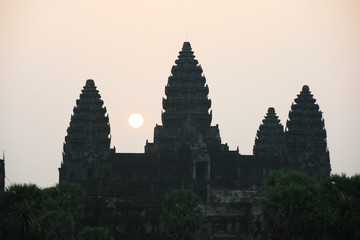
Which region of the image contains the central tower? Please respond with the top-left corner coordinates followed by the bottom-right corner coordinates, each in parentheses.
top-left (145, 42), bottom-right (225, 181)
top-left (146, 42), bottom-right (223, 149)
top-left (162, 42), bottom-right (212, 136)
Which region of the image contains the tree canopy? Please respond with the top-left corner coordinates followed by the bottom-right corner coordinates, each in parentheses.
top-left (78, 226), bottom-right (114, 240)
top-left (0, 183), bottom-right (45, 240)
top-left (262, 170), bottom-right (360, 240)
top-left (160, 189), bottom-right (203, 240)
top-left (0, 182), bottom-right (113, 240)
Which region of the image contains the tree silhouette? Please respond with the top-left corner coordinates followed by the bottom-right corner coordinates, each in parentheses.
top-left (78, 226), bottom-right (114, 240)
top-left (262, 170), bottom-right (360, 240)
top-left (318, 174), bottom-right (360, 239)
top-left (0, 184), bottom-right (46, 240)
top-left (0, 182), bottom-right (86, 240)
top-left (262, 170), bottom-right (320, 239)
top-left (43, 182), bottom-right (85, 222)
top-left (160, 189), bottom-right (203, 240)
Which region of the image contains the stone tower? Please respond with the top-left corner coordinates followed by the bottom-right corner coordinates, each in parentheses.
top-left (59, 79), bottom-right (112, 187)
top-left (285, 85), bottom-right (331, 178)
top-left (162, 41), bottom-right (212, 136)
top-left (146, 42), bottom-right (225, 181)
top-left (253, 107), bottom-right (285, 159)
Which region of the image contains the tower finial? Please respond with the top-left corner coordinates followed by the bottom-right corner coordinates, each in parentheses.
top-left (182, 41), bottom-right (192, 51)
top-left (86, 79), bottom-right (95, 87)
top-left (302, 85), bottom-right (310, 92)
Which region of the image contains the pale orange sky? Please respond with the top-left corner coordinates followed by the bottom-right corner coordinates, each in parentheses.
top-left (0, 0), bottom-right (359, 187)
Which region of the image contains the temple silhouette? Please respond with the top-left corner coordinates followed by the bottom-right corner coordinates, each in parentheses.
top-left (59, 42), bottom-right (331, 239)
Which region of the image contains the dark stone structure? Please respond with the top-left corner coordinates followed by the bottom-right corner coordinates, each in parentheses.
top-left (253, 107), bottom-right (284, 159)
top-left (285, 85), bottom-right (331, 179)
top-left (59, 79), bottom-right (111, 188)
top-left (59, 42), bottom-right (331, 239)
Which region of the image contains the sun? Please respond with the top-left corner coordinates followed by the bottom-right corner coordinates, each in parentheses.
top-left (128, 113), bottom-right (144, 128)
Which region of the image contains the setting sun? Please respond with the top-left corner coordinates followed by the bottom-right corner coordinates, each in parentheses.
top-left (128, 113), bottom-right (144, 128)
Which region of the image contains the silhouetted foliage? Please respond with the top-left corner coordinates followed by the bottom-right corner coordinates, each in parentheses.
top-left (262, 170), bottom-right (360, 240)
top-left (160, 189), bottom-right (203, 240)
top-left (0, 183), bottom-right (46, 240)
top-left (43, 182), bottom-right (85, 221)
top-left (0, 182), bottom-right (86, 240)
top-left (317, 174), bottom-right (360, 239)
top-left (78, 226), bottom-right (114, 240)
top-left (41, 210), bottom-right (75, 240)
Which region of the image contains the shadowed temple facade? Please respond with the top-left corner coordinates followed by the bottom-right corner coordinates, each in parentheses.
top-left (59, 42), bottom-right (331, 239)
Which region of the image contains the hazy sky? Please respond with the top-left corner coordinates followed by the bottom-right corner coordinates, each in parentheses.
top-left (1, 0), bottom-right (359, 188)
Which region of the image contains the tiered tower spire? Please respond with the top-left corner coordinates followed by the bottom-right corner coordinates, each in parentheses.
top-left (162, 42), bottom-right (212, 136)
top-left (285, 85), bottom-right (330, 178)
top-left (253, 107), bottom-right (284, 158)
top-left (146, 42), bottom-right (223, 180)
top-left (60, 79), bottom-right (111, 182)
